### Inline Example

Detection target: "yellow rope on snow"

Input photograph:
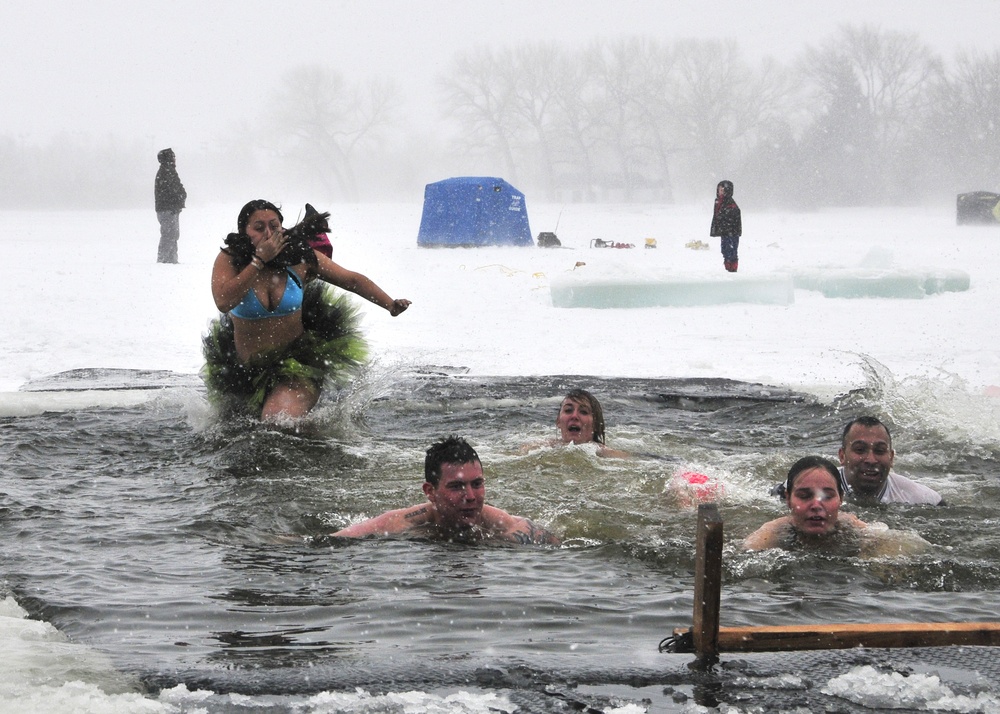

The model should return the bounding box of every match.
[473,264,530,278]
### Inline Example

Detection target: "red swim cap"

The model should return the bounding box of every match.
[674,471,723,502]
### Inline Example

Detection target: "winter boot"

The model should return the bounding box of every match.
[724,260,737,272]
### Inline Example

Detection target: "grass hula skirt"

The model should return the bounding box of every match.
[201,281,368,416]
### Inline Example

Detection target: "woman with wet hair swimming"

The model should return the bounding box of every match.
[202,199,410,420]
[523,389,630,458]
[743,456,867,551]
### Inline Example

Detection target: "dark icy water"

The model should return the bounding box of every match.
[3,365,1000,711]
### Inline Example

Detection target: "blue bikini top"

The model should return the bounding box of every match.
[230,268,304,320]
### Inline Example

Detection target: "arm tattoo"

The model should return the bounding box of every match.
[404,506,430,522]
[509,519,558,545]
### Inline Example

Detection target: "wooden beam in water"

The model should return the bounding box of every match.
[667,509,1000,655]
[692,503,723,661]
[715,622,1000,652]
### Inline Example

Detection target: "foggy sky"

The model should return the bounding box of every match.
[3,0,998,151]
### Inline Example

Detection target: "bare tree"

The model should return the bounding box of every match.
[619,37,678,202]
[840,25,942,147]
[923,49,1000,191]
[548,45,605,201]
[500,42,568,199]
[799,25,942,201]
[584,37,664,201]
[438,47,520,182]
[798,56,878,204]
[268,65,400,202]
[738,117,802,208]
[436,36,794,204]
[667,39,788,191]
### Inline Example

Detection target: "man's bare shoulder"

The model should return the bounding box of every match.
[482,505,561,546]
[504,517,561,546]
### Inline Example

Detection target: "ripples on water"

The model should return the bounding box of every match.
[2,360,1000,711]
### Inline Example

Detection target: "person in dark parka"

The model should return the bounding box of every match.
[710,179,742,272]
[154,148,187,263]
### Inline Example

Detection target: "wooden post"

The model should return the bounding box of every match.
[692,503,724,662]
[665,508,1000,657]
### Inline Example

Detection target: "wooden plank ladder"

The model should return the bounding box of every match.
[666,503,1000,664]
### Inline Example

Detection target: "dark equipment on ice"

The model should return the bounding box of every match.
[956,191,1000,225]
[537,231,561,248]
[590,238,635,249]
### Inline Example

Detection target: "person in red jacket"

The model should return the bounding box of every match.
[710,179,742,272]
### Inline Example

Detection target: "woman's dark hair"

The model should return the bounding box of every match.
[784,455,843,499]
[237,199,282,234]
[223,199,319,270]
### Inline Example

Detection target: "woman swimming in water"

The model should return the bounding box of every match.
[744,455,931,558]
[522,389,630,458]
[202,199,410,420]
[743,456,866,551]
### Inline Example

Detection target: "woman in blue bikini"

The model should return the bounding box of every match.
[202,199,410,420]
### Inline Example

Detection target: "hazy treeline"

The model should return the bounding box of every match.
[2,25,998,209]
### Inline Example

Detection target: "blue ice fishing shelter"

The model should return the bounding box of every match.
[417,177,534,247]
